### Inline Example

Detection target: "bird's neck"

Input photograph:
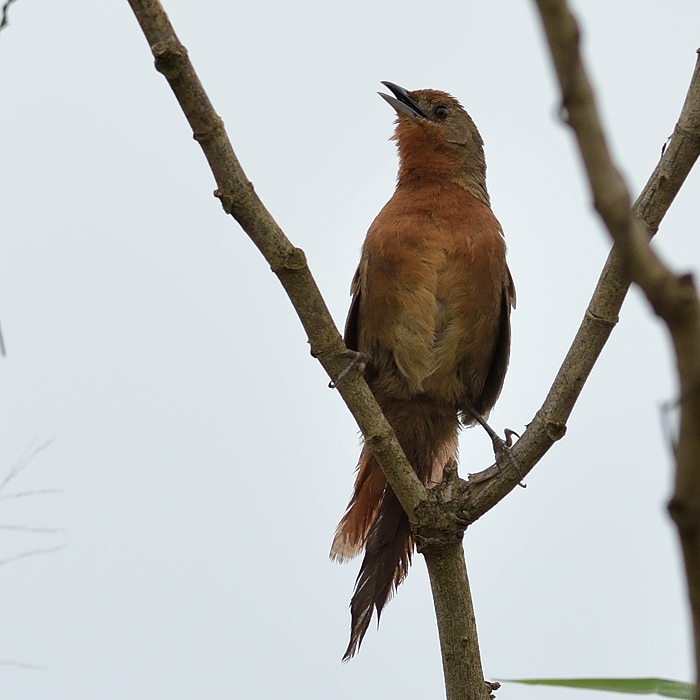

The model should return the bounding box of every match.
[396,135,490,206]
[397,161,490,206]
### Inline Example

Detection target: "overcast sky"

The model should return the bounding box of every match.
[2,2,700,699]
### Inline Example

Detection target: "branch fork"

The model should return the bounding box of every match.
[126,0,700,696]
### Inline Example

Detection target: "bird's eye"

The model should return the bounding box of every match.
[434,105,449,120]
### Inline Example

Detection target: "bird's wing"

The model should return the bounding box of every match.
[478,264,515,414]
[344,265,362,352]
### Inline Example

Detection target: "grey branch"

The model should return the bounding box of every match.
[125,2,699,698]
[0,546,65,567]
[464,26,700,522]
[0,488,64,502]
[125,0,426,520]
[125,3,488,698]
[533,0,700,691]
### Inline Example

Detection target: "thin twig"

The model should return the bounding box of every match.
[0,488,64,502]
[0,439,54,494]
[0,660,47,670]
[0,0,18,34]
[0,546,65,567]
[0,525,65,534]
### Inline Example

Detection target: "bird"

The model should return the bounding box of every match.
[330,81,515,660]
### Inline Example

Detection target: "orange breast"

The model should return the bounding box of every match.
[357,183,507,405]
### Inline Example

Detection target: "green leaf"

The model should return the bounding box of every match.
[499,678,694,699]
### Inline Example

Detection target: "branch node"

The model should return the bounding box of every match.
[193,115,225,144]
[486,680,502,698]
[151,40,187,78]
[366,430,394,455]
[413,470,472,552]
[213,189,234,214]
[674,123,700,145]
[586,308,618,327]
[151,41,170,57]
[668,496,700,537]
[273,247,307,272]
[545,420,567,442]
[414,527,464,552]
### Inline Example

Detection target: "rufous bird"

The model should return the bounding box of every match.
[330,82,515,660]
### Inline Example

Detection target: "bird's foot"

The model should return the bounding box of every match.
[491,432,526,489]
[503,427,520,448]
[328,350,367,389]
[467,408,526,488]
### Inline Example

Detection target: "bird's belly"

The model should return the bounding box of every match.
[359,221,506,407]
[374,292,499,406]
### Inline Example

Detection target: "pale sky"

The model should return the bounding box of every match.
[2,1,699,699]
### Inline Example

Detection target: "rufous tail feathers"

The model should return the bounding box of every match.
[331,399,458,659]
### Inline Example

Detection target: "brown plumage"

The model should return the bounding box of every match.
[331,82,515,660]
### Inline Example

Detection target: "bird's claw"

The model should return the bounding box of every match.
[492,435,526,487]
[503,427,520,448]
[490,432,525,488]
[468,407,525,488]
[328,350,367,389]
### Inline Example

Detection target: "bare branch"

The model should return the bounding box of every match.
[424,542,488,700]
[125,0,427,520]
[125,4,699,696]
[125,4,492,695]
[533,0,700,688]
[464,37,700,520]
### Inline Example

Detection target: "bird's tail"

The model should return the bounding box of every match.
[331,398,459,660]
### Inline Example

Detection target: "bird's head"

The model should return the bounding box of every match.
[379,81,488,201]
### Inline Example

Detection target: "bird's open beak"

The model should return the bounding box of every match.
[379,81,427,120]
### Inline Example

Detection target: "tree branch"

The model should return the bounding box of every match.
[533,0,700,689]
[424,543,488,700]
[125,3,700,698]
[464,31,700,522]
[124,0,427,520]
[125,3,494,697]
